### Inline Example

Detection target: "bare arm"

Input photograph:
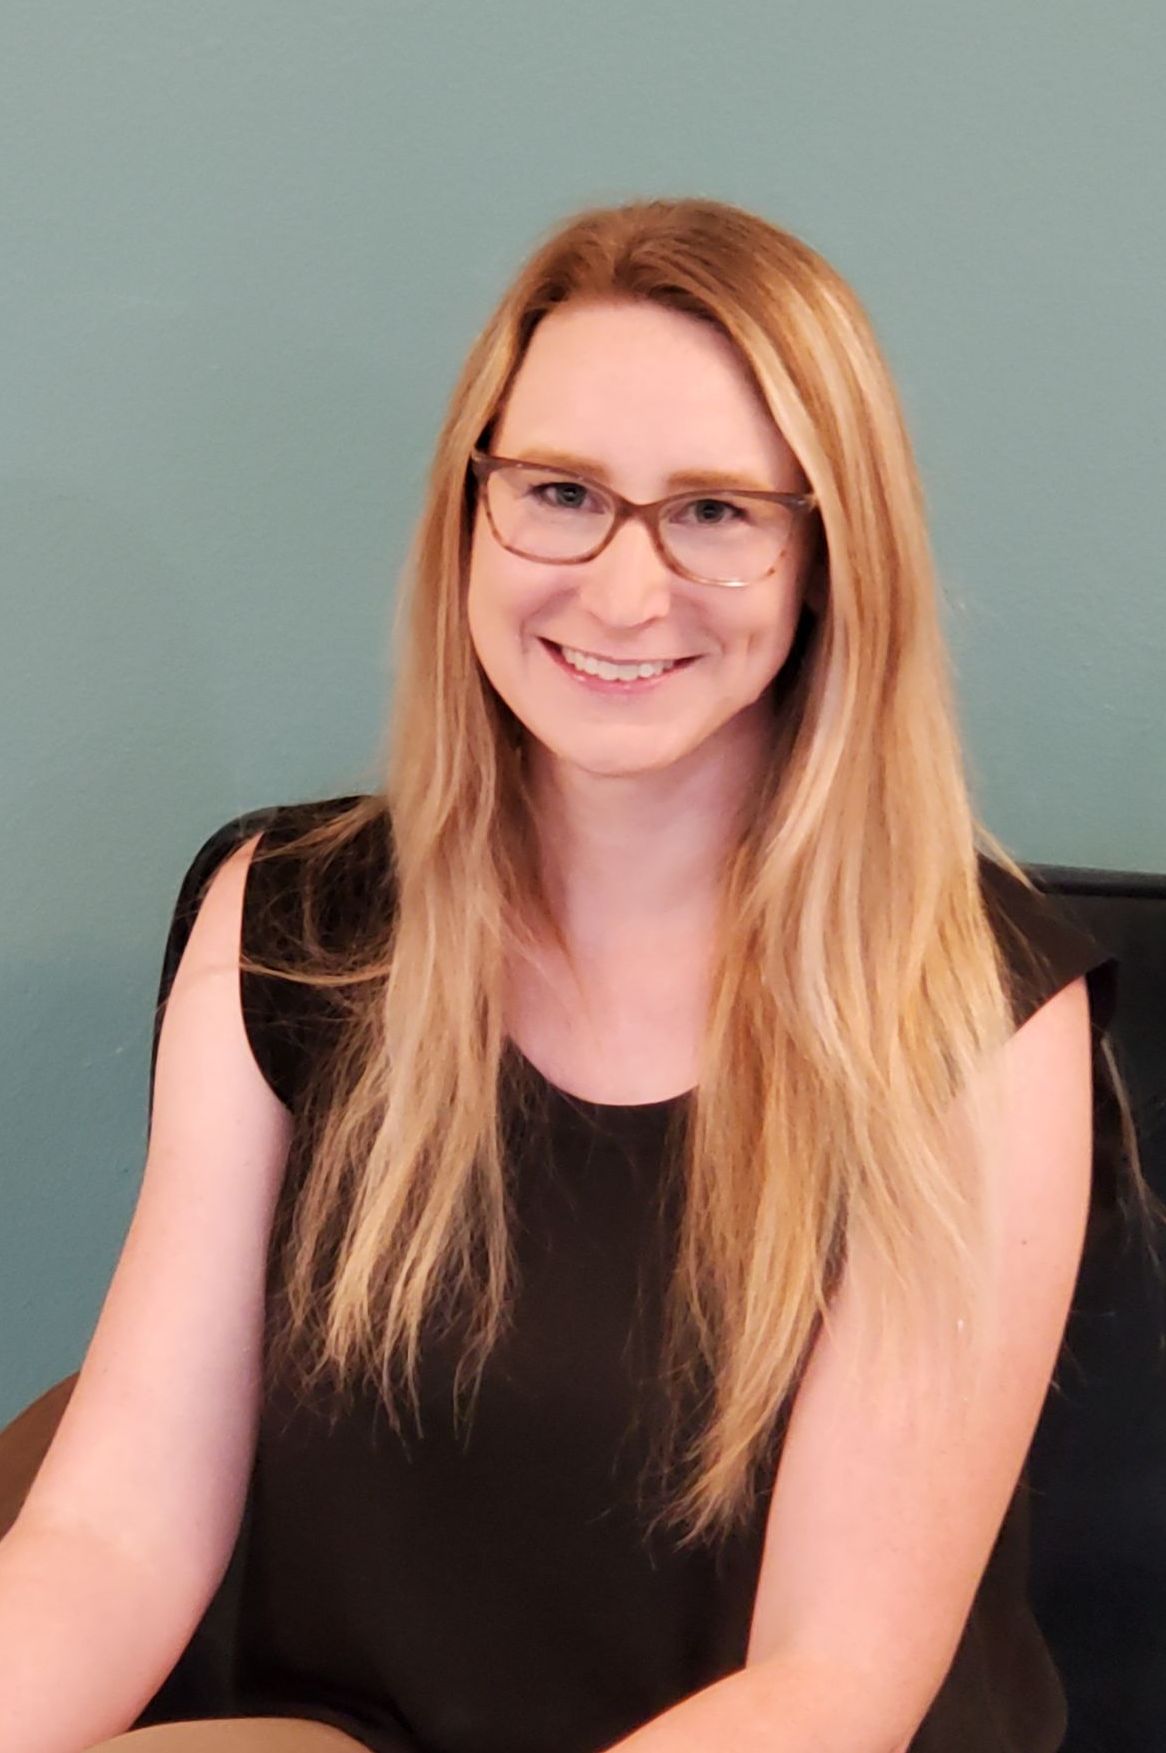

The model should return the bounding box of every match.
[0,833,293,1753]
[0,1520,225,1753]
[603,975,1094,1752]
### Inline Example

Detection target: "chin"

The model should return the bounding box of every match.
[546,731,693,782]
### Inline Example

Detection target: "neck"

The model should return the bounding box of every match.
[527,705,773,952]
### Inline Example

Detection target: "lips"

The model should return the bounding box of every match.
[541,638,696,665]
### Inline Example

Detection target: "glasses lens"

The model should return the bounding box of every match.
[661,494,796,584]
[486,465,613,561]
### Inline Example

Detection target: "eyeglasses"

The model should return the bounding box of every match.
[468,448,817,588]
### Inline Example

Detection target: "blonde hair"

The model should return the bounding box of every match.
[240,197,1147,1548]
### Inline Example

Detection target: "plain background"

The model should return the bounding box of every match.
[2,2,1163,1424]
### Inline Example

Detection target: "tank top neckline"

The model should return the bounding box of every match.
[505,1037,693,1122]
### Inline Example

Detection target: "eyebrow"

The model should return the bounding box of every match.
[506,446,780,496]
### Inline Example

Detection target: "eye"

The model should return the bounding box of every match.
[675,496,750,526]
[527,478,598,512]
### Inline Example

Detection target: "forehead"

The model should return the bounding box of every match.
[493,298,796,483]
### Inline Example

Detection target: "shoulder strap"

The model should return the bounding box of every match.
[978,854,1118,1038]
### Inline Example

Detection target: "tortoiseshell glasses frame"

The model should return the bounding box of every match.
[468,448,818,588]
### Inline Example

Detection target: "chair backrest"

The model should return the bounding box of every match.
[1023,865,1166,1751]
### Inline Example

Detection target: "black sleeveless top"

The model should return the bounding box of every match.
[137,794,1122,1753]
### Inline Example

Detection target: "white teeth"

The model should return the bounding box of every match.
[558,644,679,681]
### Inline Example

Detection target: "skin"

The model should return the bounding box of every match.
[466,296,819,955]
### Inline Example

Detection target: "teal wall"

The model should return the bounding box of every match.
[3,3,1163,1424]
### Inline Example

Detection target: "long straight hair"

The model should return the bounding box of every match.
[240,198,1146,1547]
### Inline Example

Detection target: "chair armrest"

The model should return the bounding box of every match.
[0,1374,79,1543]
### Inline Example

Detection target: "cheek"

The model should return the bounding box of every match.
[466,554,545,685]
[466,539,513,654]
[465,522,494,636]
[468,545,554,648]
[733,591,807,691]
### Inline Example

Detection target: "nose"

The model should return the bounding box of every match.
[573,514,675,629]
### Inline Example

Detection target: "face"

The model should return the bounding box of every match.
[466,298,818,785]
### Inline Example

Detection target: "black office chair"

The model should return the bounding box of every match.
[1024,864,1166,1752]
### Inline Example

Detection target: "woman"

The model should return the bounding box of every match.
[4,198,1146,1753]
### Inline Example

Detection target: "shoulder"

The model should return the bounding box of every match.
[976,852,1130,1239]
[239,791,394,940]
[976,852,1118,1039]
[161,793,392,1116]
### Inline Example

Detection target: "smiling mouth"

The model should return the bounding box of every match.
[540,638,694,662]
